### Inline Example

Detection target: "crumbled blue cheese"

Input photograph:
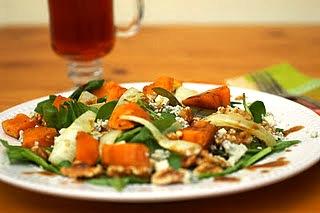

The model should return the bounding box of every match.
[217,128,227,137]
[154,160,170,171]
[222,140,248,166]
[310,131,319,138]
[151,149,170,161]
[262,113,276,127]
[175,116,189,128]
[94,119,108,132]
[153,95,170,108]
[162,105,184,116]
[18,130,24,142]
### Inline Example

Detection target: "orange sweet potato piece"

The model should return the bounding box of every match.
[92,81,127,101]
[53,95,71,110]
[143,76,182,95]
[181,120,217,148]
[2,114,38,138]
[22,126,57,148]
[102,143,150,167]
[75,131,100,166]
[182,85,230,109]
[108,103,150,130]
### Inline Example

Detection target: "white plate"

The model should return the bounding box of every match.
[0,82,319,203]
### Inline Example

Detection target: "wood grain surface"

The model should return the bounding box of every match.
[0,26,319,213]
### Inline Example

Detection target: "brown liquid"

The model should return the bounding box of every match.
[214,176,240,182]
[23,171,56,176]
[48,0,115,61]
[247,157,289,170]
[283,125,304,137]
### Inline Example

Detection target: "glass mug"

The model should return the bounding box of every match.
[48,0,144,85]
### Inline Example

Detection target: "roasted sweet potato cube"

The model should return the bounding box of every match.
[23,126,57,148]
[181,121,217,148]
[92,81,127,101]
[2,114,38,138]
[102,143,150,167]
[108,102,150,130]
[143,76,181,95]
[75,131,100,166]
[182,86,230,109]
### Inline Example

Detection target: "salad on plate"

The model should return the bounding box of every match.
[0,77,301,191]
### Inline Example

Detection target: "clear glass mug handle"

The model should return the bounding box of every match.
[115,0,144,37]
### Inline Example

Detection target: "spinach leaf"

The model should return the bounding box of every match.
[87,176,148,191]
[242,147,272,167]
[153,112,176,132]
[69,79,104,100]
[96,100,117,121]
[163,122,183,134]
[35,99,93,130]
[0,139,60,174]
[152,87,182,106]
[34,95,56,115]
[97,97,107,103]
[168,153,182,170]
[116,127,142,142]
[249,101,266,123]
[57,160,72,169]
[272,140,300,152]
[137,99,159,119]
[130,128,161,153]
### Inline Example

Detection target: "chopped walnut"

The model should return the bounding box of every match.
[107,165,151,177]
[179,107,193,124]
[194,162,223,174]
[197,150,230,168]
[30,145,49,160]
[61,164,103,178]
[217,106,252,120]
[215,127,253,145]
[182,155,197,168]
[151,168,184,185]
[166,130,184,140]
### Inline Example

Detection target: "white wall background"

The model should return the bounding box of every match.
[1,0,320,27]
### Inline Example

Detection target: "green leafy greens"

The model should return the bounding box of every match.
[0,139,60,174]
[69,79,104,100]
[249,101,267,123]
[96,100,117,121]
[35,97,95,130]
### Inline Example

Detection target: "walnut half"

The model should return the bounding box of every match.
[151,168,186,185]
[61,164,103,178]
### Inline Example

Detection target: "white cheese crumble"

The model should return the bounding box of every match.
[310,131,319,138]
[217,128,227,137]
[151,149,170,161]
[162,105,183,116]
[94,119,108,132]
[18,130,24,142]
[154,95,169,107]
[154,160,170,171]
[222,140,248,166]
[262,113,276,127]
[175,116,189,128]
[182,170,192,184]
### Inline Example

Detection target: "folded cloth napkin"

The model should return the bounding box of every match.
[226,63,320,115]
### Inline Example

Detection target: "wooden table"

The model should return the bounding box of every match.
[0,26,319,213]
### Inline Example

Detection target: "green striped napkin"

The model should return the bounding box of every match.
[227,63,320,101]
